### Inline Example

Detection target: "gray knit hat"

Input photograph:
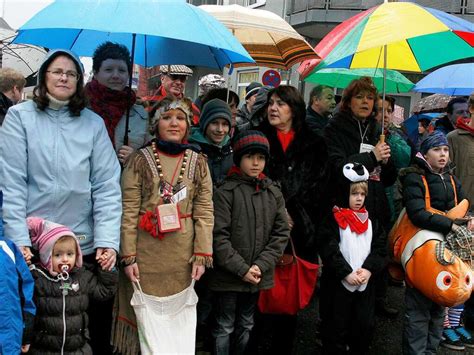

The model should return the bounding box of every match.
[199,98,232,134]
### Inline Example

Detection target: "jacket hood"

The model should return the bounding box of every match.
[399,153,454,182]
[189,127,230,147]
[38,49,84,85]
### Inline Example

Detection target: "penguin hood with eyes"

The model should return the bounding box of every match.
[343,163,369,183]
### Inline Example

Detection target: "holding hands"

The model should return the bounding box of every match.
[96,247,117,271]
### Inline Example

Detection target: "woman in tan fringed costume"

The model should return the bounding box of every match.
[112,97,214,354]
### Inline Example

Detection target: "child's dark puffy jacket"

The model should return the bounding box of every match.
[29,266,117,354]
[208,173,290,292]
[400,155,466,235]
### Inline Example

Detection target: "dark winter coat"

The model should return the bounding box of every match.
[208,173,290,292]
[306,106,330,135]
[399,155,466,235]
[323,110,397,229]
[258,120,331,263]
[317,211,387,280]
[189,130,233,186]
[0,92,13,126]
[30,266,118,354]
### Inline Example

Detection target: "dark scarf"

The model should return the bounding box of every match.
[85,78,136,146]
[333,205,369,234]
[148,138,201,155]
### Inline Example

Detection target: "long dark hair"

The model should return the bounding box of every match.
[33,52,87,117]
[266,85,306,133]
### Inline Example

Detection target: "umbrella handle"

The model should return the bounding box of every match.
[379,134,385,144]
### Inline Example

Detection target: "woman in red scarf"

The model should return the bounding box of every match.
[86,42,151,164]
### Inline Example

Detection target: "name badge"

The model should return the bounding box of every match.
[171,186,187,204]
[360,143,375,154]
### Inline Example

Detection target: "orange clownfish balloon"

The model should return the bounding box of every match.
[390,198,472,307]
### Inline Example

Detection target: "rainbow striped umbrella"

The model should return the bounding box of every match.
[299,2,473,75]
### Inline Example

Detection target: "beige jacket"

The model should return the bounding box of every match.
[112,145,213,355]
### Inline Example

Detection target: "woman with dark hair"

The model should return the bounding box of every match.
[0,47,122,287]
[86,41,151,164]
[256,85,330,354]
[0,49,122,355]
[323,77,397,323]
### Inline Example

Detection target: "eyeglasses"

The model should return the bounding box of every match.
[166,74,187,83]
[46,69,80,81]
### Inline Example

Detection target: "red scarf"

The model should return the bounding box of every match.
[85,79,136,146]
[456,117,474,136]
[333,206,369,234]
[277,129,295,153]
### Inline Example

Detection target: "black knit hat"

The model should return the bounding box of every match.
[199,98,232,134]
[232,130,270,165]
[245,82,263,100]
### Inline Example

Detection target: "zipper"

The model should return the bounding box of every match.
[61,285,66,355]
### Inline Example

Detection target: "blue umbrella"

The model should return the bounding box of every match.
[13,0,254,144]
[13,0,254,69]
[404,112,441,143]
[413,63,474,96]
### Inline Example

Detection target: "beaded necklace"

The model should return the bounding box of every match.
[151,141,188,202]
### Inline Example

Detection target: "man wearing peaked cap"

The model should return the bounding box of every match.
[146,64,201,125]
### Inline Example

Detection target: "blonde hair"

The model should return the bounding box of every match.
[350,181,368,195]
[0,68,26,92]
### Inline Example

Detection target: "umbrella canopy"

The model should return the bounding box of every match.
[200,4,319,69]
[404,112,441,139]
[413,63,474,96]
[0,28,46,77]
[13,0,254,69]
[412,94,452,114]
[299,2,473,75]
[304,67,414,93]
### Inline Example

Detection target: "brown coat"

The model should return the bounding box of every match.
[112,145,214,355]
[447,128,474,211]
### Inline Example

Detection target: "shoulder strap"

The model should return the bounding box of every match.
[420,175,432,210]
[421,174,459,211]
[450,175,458,206]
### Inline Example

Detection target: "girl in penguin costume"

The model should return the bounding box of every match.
[317,163,387,354]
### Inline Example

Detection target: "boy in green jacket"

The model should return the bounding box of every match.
[209,130,289,355]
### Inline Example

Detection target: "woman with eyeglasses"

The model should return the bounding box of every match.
[86,42,151,165]
[0,47,122,329]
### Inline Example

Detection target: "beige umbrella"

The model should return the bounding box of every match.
[200,4,319,70]
[412,94,453,114]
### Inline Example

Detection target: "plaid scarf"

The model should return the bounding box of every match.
[85,78,136,147]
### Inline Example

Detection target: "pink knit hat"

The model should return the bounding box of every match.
[27,217,83,275]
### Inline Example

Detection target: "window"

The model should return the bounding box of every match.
[237,71,259,102]
[247,0,266,8]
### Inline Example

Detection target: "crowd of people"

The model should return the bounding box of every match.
[0,41,473,355]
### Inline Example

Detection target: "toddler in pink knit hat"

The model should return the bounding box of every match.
[26,217,118,354]
[27,217,83,276]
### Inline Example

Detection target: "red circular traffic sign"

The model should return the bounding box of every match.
[262,69,281,87]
